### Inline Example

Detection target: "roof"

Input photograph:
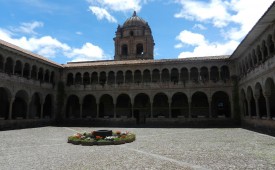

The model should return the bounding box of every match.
[64,55,230,68]
[0,39,62,68]
[123,11,148,28]
[230,1,275,59]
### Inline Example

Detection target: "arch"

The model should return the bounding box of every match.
[31,65,37,80]
[161,68,169,82]
[75,72,82,85]
[136,43,143,55]
[0,54,4,71]
[0,87,11,119]
[116,71,124,85]
[255,83,267,118]
[190,67,199,82]
[134,93,150,118]
[153,93,169,118]
[248,54,253,68]
[44,69,50,83]
[99,71,106,86]
[265,78,275,118]
[50,71,55,83]
[200,67,209,82]
[191,91,209,118]
[143,69,151,83]
[211,91,231,118]
[247,86,256,117]
[14,60,22,76]
[67,73,74,86]
[66,95,80,118]
[262,40,268,59]
[257,45,262,62]
[220,65,230,81]
[121,44,128,56]
[43,94,53,119]
[134,70,142,84]
[152,69,160,82]
[107,71,114,85]
[240,89,248,117]
[116,94,132,117]
[125,70,133,83]
[99,94,114,118]
[171,92,188,118]
[38,67,44,82]
[82,94,97,118]
[180,67,189,83]
[5,57,13,74]
[23,63,30,78]
[29,92,41,118]
[267,34,275,55]
[171,68,179,84]
[252,49,257,65]
[12,90,29,119]
[91,72,98,84]
[83,72,90,85]
[210,66,219,82]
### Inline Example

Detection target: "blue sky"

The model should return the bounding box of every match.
[0,0,274,64]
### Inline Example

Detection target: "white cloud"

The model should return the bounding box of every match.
[66,42,107,61]
[76,31,83,35]
[193,24,207,30]
[174,0,231,28]
[87,0,142,12]
[178,39,239,58]
[174,0,274,58]
[89,6,117,23]
[11,21,44,35]
[176,30,206,46]
[0,27,107,61]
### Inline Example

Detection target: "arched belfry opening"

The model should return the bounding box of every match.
[114,11,154,60]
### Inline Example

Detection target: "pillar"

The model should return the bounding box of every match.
[209,99,212,118]
[96,103,99,118]
[168,102,171,118]
[188,101,191,118]
[26,100,30,119]
[264,94,271,119]
[79,102,83,119]
[150,103,153,118]
[114,102,116,118]
[40,99,44,119]
[247,97,251,118]
[254,95,260,118]
[8,97,14,120]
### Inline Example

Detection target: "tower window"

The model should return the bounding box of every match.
[121,44,128,56]
[130,31,134,36]
[136,43,143,55]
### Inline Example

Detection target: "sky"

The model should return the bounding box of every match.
[0,0,274,64]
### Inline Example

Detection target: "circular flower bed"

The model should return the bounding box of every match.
[67,130,136,146]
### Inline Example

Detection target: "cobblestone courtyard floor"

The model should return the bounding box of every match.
[0,127,275,170]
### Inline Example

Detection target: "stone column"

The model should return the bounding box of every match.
[264,94,271,119]
[209,99,212,118]
[150,103,153,118]
[114,101,117,118]
[254,95,260,118]
[168,102,171,118]
[188,101,191,118]
[26,100,31,119]
[40,99,45,119]
[8,97,14,120]
[96,103,99,118]
[79,102,83,119]
[247,97,251,118]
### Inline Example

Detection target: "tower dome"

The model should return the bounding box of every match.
[123,11,147,27]
[114,11,154,61]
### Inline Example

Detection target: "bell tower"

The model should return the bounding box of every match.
[114,11,154,60]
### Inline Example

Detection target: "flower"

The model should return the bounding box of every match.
[96,136,102,140]
[116,131,121,135]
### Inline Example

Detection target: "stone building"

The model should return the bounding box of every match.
[0,4,275,131]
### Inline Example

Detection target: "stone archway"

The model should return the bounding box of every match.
[99,94,114,118]
[191,91,209,118]
[43,94,53,119]
[240,89,248,117]
[82,95,97,118]
[171,92,188,118]
[265,78,275,119]
[0,87,11,119]
[66,95,80,119]
[12,90,29,119]
[116,94,132,118]
[153,93,169,118]
[255,83,267,118]
[30,93,41,118]
[247,86,256,117]
[211,91,231,118]
[134,93,150,120]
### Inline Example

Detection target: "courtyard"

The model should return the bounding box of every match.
[0,127,275,170]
